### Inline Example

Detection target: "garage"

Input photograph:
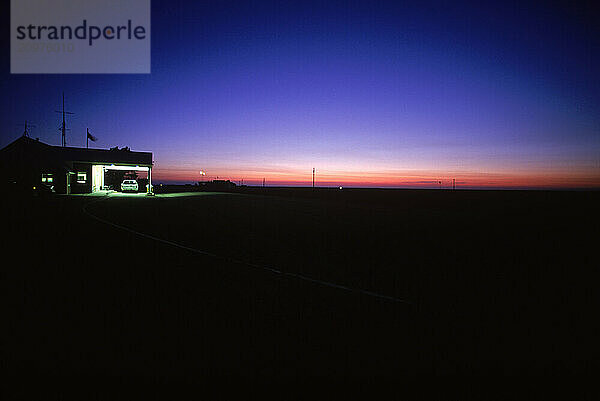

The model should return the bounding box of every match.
[0,135,153,195]
[91,164,152,193]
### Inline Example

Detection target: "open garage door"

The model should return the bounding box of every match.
[92,164,152,193]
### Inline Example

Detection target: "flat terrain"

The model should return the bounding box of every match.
[3,188,599,380]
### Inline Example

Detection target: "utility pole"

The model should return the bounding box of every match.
[55,92,74,147]
[262,177,265,187]
[312,168,315,188]
[452,178,456,190]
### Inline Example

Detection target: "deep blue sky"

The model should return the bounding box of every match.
[1,0,599,187]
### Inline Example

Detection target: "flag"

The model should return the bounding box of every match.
[87,131,98,142]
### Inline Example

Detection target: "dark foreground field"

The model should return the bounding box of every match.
[3,188,599,383]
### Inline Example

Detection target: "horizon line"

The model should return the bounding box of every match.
[154,182,600,191]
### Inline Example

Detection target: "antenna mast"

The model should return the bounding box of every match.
[62,94,65,146]
[55,92,74,147]
[20,120,36,137]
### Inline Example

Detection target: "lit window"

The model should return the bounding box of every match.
[42,173,53,183]
[77,172,87,183]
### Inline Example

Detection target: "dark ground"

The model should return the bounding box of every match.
[2,187,599,384]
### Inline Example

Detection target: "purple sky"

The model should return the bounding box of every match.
[2,0,599,188]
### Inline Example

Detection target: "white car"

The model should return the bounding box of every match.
[121,179,139,192]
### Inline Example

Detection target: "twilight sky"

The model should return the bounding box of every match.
[1,0,599,188]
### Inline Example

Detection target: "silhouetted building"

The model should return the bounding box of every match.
[199,179,237,191]
[0,136,153,194]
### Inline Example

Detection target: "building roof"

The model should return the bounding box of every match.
[0,136,153,166]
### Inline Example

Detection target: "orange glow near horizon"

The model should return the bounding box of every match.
[151,165,600,189]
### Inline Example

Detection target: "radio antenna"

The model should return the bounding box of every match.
[54,92,74,146]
